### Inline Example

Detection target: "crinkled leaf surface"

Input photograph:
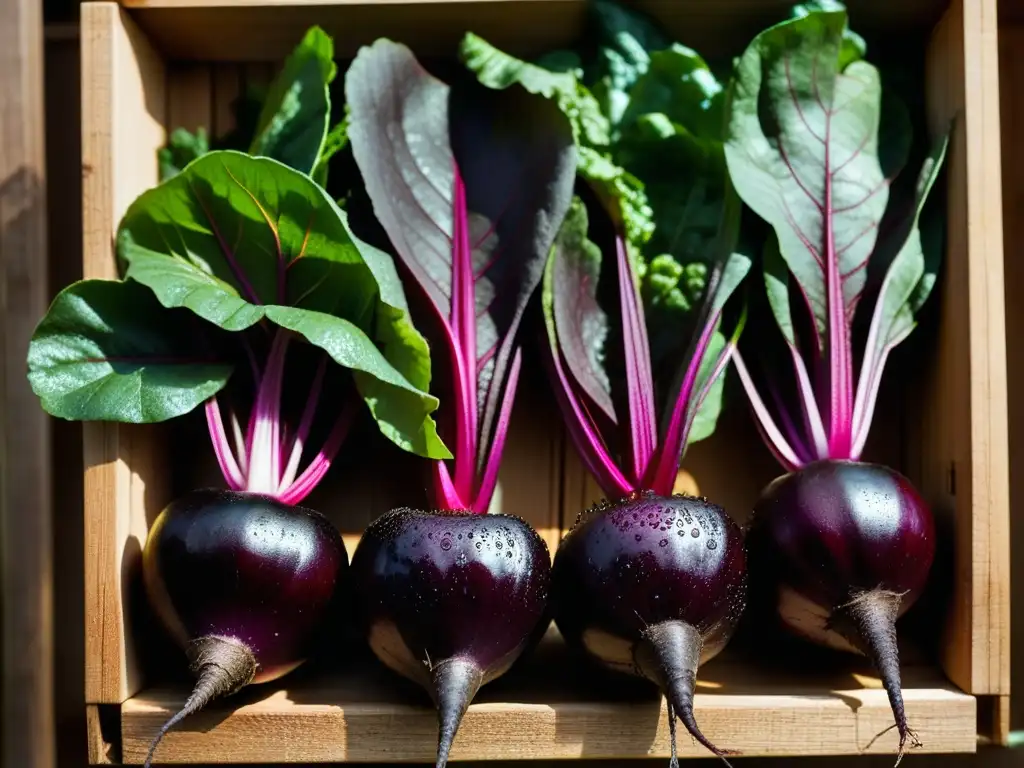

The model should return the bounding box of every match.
[117,150,446,458]
[250,25,336,174]
[27,279,232,423]
[117,151,380,329]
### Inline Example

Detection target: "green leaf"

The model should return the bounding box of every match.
[117,150,446,459]
[27,279,232,423]
[459,33,610,148]
[263,305,449,459]
[586,0,672,127]
[250,25,336,174]
[724,9,907,346]
[790,0,867,69]
[311,115,349,187]
[619,44,726,140]
[158,127,209,182]
[117,150,379,330]
[685,329,726,444]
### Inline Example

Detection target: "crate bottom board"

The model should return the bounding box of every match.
[119,636,977,763]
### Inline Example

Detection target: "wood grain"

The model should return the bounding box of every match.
[0,0,54,763]
[998,20,1024,738]
[120,630,977,763]
[81,2,170,704]
[921,0,1011,700]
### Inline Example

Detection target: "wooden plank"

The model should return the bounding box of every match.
[920,0,1011,698]
[86,704,118,764]
[212,65,243,140]
[998,21,1024,737]
[81,1,169,704]
[117,0,944,64]
[120,631,976,763]
[167,63,212,138]
[0,0,54,764]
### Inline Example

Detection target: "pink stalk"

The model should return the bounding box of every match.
[205,398,245,490]
[450,169,479,498]
[279,356,328,491]
[245,330,290,495]
[278,398,358,506]
[472,348,522,513]
[731,350,804,471]
[433,459,467,511]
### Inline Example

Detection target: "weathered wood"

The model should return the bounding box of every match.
[920,0,1011,701]
[120,630,977,763]
[0,0,54,763]
[81,2,169,704]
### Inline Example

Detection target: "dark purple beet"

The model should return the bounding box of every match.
[749,459,936,760]
[350,507,551,767]
[141,488,347,766]
[554,492,746,763]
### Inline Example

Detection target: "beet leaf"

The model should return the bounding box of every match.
[27,279,232,422]
[346,38,577,512]
[249,25,336,175]
[724,8,948,467]
[543,178,749,499]
[115,150,446,459]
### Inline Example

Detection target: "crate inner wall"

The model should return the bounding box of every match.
[79,0,1009,759]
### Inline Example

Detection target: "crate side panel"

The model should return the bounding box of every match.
[921,0,1010,697]
[82,1,168,704]
[998,21,1024,733]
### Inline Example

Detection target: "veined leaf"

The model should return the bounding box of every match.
[250,25,336,174]
[27,279,232,423]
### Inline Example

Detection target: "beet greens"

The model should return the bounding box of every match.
[722,8,949,761]
[344,39,576,767]
[28,144,448,765]
[540,145,750,760]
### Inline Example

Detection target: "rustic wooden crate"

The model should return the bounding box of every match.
[78,0,1010,762]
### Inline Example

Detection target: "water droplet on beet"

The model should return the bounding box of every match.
[707,540,717,550]
[635,534,642,541]
[506,551,512,558]
[455,553,467,566]
[476,542,482,550]
[495,540,503,549]
[692,528,700,537]
[659,539,668,547]
[440,538,452,551]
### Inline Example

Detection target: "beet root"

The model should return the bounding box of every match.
[350,507,551,767]
[141,489,347,766]
[553,492,747,764]
[749,460,936,763]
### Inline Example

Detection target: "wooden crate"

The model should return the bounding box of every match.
[78,0,1010,763]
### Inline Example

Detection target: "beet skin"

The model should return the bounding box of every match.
[749,459,936,760]
[350,507,551,767]
[554,492,746,762]
[142,488,347,765]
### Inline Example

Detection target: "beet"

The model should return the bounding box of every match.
[554,492,746,763]
[350,508,551,767]
[748,460,936,757]
[142,489,347,766]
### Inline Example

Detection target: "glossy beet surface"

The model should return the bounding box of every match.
[749,460,935,650]
[351,507,551,768]
[554,492,746,762]
[555,492,747,665]
[749,460,936,760]
[143,488,348,682]
[351,507,551,685]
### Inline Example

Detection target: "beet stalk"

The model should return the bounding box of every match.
[141,329,350,766]
[540,166,751,758]
[722,8,950,762]
[344,39,576,766]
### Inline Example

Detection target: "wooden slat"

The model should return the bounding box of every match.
[167,64,213,137]
[212,65,243,139]
[0,0,54,764]
[114,0,945,64]
[119,631,976,763]
[920,0,1011,698]
[81,1,169,704]
[998,20,1024,737]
